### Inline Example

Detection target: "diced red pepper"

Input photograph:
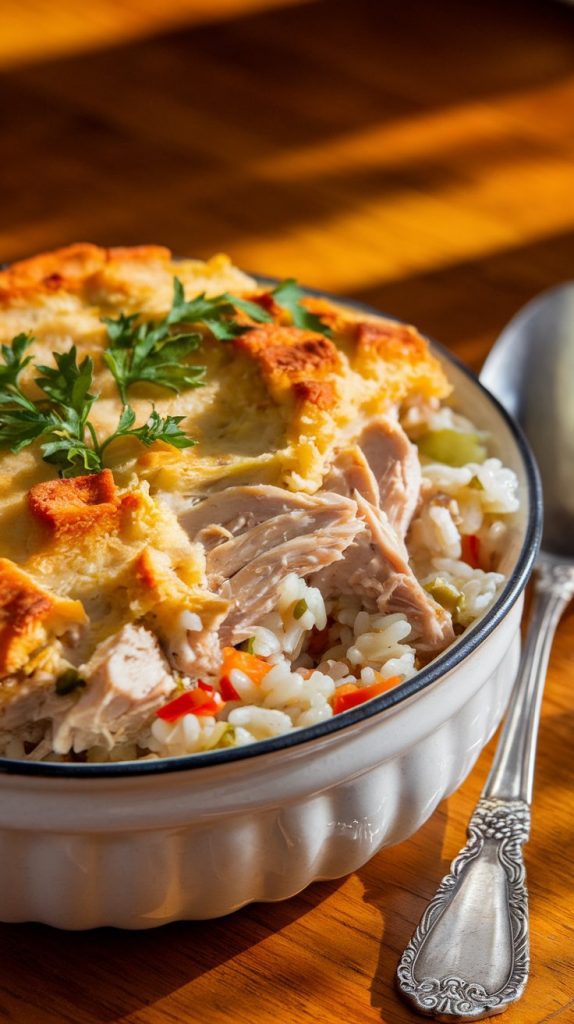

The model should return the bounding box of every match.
[156,684,225,721]
[219,674,240,701]
[331,675,401,715]
[248,291,278,316]
[461,533,481,569]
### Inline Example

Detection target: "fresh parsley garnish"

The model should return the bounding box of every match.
[0,334,195,477]
[102,278,273,402]
[0,333,33,390]
[101,277,331,402]
[102,288,205,405]
[168,278,272,340]
[114,406,194,450]
[271,279,332,337]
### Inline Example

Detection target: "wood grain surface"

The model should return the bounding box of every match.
[0,1,573,1021]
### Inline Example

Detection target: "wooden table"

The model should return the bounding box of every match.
[0,1,573,1021]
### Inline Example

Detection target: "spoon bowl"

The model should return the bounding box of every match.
[480,283,574,559]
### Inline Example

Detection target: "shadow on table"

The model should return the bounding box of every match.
[356,803,449,1022]
[0,874,345,1023]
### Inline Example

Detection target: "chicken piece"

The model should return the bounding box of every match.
[181,488,359,644]
[50,624,176,755]
[354,495,454,655]
[0,674,58,735]
[321,446,380,506]
[180,484,347,547]
[206,492,357,581]
[356,416,421,537]
[315,422,451,656]
[165,605,230,678]
[220,515,361,644]
[312,493,453,657]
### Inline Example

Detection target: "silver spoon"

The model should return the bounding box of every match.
[396,283,574,1020]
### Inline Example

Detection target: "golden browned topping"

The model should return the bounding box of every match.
[0,558,87,675]
[235,323,341,399]
[292,380,337,409]
[355,318,428,357]
[351,318,450,404]
[0,243,171,305]
[28,469,120,536]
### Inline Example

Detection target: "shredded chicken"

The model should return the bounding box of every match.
[179,485,361,644]
[50,624,176,754]
[180,484,352,546]
[314,443,454,657]
[321,446,380,506]
[356,416,421,537]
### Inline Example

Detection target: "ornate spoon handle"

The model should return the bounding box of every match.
[396,560,574,1020]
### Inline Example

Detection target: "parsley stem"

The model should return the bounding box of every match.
[98,431,119,456]
[86,420,102,461]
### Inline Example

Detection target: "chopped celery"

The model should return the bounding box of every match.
[417,429,487,467]
[424,577,466,616]
[173,672,187,692]
[216,723,237,749]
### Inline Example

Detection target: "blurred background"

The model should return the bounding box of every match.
[1,0,574,370]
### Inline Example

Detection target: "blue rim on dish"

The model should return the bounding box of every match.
[0,285,543,777]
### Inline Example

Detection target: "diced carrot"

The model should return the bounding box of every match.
[461,534,481,569]
[331,675,401,715]
[156,685,225,721]
[330,683,359,714]
[220,646,272,686]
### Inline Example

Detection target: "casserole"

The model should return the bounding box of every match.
[0,264,541,926]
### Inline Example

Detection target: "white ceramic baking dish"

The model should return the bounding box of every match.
[0,298,542,929]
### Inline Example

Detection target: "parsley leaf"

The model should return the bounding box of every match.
[102,287,205,404]
[0,333,34,390]
[0,336,196,477]
[35,348,96,421]
[124,410,196,450]
[271,279,332,337]
[168,277,272,333]
[102,278,275,400]
[0,395,56,454]
[99,407,195,455]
